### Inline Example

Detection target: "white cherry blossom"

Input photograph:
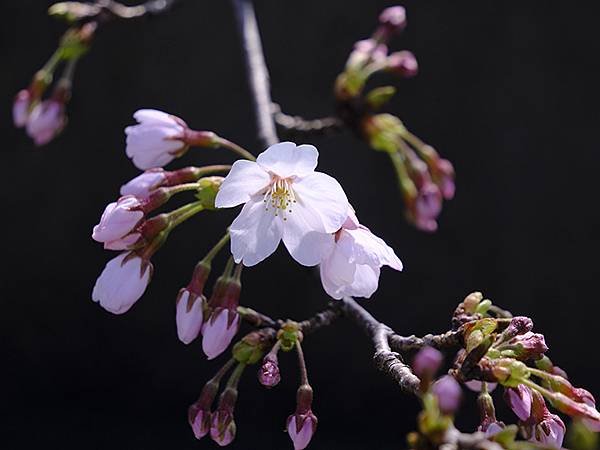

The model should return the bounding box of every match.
[215,142,348,267]
[320,209,402,299]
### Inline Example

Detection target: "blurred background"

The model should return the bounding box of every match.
[2,0,600,448]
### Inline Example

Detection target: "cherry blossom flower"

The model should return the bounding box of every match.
[13,89,31,127]
[91,196,144,248]
[25,99,66,146]
[125,109,187,170]
[215,142,349,267]
[202,308,241,360]
[319,209,402,299]
[120,169,167,199]
[91,252,152,314]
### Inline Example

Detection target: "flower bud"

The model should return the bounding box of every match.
[120,169,167,199]
[176,289,205,345]
[125,109,189,170]
[210,386,238,446]
[346,39,388,70]
[412,346,443,380]
[477,389,504,436]
[432,375,462,415]
[412,182,442,232]
[502,317,534,341]
[92,196,145,246]
[519,390,566,448]
[378,6,407,35]
[259,352,281,388]
[13,89,31,128]
[232,330,272,365]
[188,379,219,440]
[386,51,418,78]
[287,411,318,450]
[464,380,498,392]
[202,309,241,360]
[434,158,456,200]
[26,99,66,146]
[504,385,533,421]
[501,332,548,361]
[91,252,152,314]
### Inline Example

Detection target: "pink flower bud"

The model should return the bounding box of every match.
[26,99,66,146]
[432,375,462,415]
[411,183,442,232]
[482,421,505,437]
[176,289,205,345]
[287,411,318,450]
[92,196,144,245]
[412,346,443,379]
[504,385,533,421]
[120,169,167,199]
[210,411,236,446]
[125,109,188,170]
[386,51,418,78]
[91,252,152,314]
[188,405,211,439]
[435,159,456,200]
[378,6,407,33]
[202,308,241,360]
[259,354,281,388]
[528,414,566,448]
[347,39,388,69]
[510,332,548,360]
[13,89,31,128]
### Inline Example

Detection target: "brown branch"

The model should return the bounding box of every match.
[298,303,343,335]
[388,330,462,353]
[340,297,420,394]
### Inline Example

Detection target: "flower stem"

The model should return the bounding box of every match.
[168,201,204,228]
[225,362,246,389]
[210,358,237,384]
[42,49,63,74]
[389,149,417,198]
[202,233,231,264]
[215,137,256,161]
[296,340,309,386]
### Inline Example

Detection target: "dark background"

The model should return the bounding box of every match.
[2,1,600,449]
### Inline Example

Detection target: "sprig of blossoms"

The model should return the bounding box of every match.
[334,6,455,232]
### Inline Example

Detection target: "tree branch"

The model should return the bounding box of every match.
[231,0,278,148]
[388,330,462,353]
[298,303,343,335]
[272,103,344,137]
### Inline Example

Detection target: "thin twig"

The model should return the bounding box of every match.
[272,103,344,137]
[298,303,343,335]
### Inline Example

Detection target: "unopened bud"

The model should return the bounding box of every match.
[287,411,317,450]
[195,176,223,209]
[504,385,533,421]
[432,375,462,415]
[412,346,443,381]
[259,352,281,388]
[386,51,418,77]
[378,6,407,36]
[232,330,272,365]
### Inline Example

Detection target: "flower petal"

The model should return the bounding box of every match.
[293,171,349,233]
[345,227,403,271]
[133,109,176,125]
[319,245,356,299]
[282,203,335,266]
[214,160,271,208]
[229,196,284,266]
[345,264,380,299]
[257,142,318,178]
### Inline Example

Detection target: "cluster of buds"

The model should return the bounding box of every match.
[450,292,600,448]
[13,21,95,145]
[334,6,455,232]
[91,167,224,315]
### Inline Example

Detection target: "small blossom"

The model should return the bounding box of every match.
[120,169,167,199]
[319,209,402,299]
[431,375,462,415]
[176,289,205,345]
[504,385,533,421]
[125,109,188,170]
[287,412,317,450]
[412,346,443,379]
[386,51,418,77]
[25,99,66,146]
[522,390,566,449]
[92,196,144,246]
[215,142,349,267]
[91,252,152,314]
[202,308,241,360]
[13,89,31,128]
[346,39,388,69]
